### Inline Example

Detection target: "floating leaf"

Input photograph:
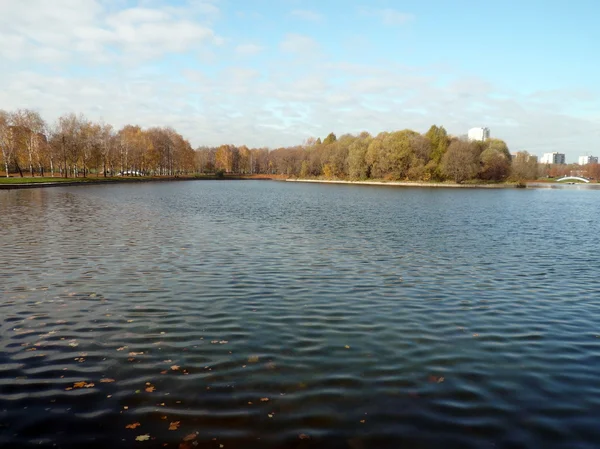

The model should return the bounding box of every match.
[267,413,273,418]
[260,397,269,402]
[183,433,197,442]
[100,378,115,383]
[344,345,350,349]
[171,365,180,371]
[117,346,128,351]
[299,434,310,440]
[129,352,144,356]
[126,422,141,429]
[169,421,180,431]
[473,333,480,337]
[145,386,156,393]
[84,383,95,388]
[135,434,150,441]
[360,419,366,424]
[248,355,259,363]
[73,381,87,388]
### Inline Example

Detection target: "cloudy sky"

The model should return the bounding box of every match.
[1,0,598,161]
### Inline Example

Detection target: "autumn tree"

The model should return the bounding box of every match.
[510,151,539,181]
[441,140,479,183]
[0,110,14,177]
[11,109,46,177]
[479,147,511,181]
[424,125,448,179]
[322,132,337,145]
[348,132,372,179]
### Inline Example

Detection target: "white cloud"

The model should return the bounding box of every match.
[0,0,598,161]
[290,9,323,22]
[235,43,263,56]
[359,7,415,26]
[0,0,221,64]
[379,9,415,25]
[279,33,320,56]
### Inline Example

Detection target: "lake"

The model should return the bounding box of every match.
[1,180,600,449]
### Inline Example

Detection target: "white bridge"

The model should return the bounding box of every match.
[556,176,590,183]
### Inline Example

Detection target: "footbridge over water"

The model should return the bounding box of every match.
[556,176,590,183]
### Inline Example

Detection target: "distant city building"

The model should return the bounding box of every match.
[512,152,538,163]
[467,127,490,142]
[540,152,566,164]
[578,155,598,165]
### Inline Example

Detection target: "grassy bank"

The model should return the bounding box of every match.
[0,174,264,189]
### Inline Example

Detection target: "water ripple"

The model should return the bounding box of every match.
[1,183,600,448]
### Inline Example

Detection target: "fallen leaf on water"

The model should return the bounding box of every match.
[168,421,180,431]
[65,387,73,391]
[100,378,115,383]
[267,413,273,418]
[127,320,134,323]
[183,433,198,442]
[360,420,366,424]
[260,397,269,402]
[117,346,128,351]
[73,381,87,388]
[135,434,150,441]
[473,333,480,337]
[129,352,144,356]
[248,355,259,363]
[160,370,168,375]
[345,345,350,349]
[126,422,141,429]
[145,386,156,393]
[219,340,228,344]
[171,365,180,371]
[299,434,310,440]
[84,383,95,388]
[161,416,167,420]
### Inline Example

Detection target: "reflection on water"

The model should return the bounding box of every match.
[1,181,600,449]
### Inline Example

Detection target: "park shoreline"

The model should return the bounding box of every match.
[284,178,522,189]
[0,175,274,190]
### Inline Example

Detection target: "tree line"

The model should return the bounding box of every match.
[0,109,195,178]
[1,107,572,183]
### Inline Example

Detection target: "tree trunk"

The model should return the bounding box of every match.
[4,159,9,178]
[15,160,23,177]
[50,158,54,177]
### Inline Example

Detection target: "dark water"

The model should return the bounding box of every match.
[1,181,600,449]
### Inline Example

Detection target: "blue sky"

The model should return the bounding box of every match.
[1,0,599,161]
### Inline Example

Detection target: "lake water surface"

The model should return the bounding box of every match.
[1,181,600,449]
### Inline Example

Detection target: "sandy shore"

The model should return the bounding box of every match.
[285,179,520,189]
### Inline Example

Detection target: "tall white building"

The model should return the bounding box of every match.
[578,155,598,165]
[540,152,566,164]
[467,127,490,142]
